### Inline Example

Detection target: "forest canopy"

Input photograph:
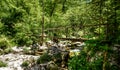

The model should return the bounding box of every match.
[0,0,120,46]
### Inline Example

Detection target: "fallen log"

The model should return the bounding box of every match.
[56,37,88,42]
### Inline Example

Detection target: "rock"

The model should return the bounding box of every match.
[47,61,58,70]
[28,57,35,64]
[72,42,85,47]
[39,46,48,50]
[62,51,69,64]
[39,64,47,70]
[29,63,47,70]
[12,46,23,53]
[0,53,39,70]
[60,51,70,68]
[46,41,54,47]
[0,67,14,70]
[48,46,61,55]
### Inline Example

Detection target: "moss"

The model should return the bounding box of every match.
[21,61,29,67]
[0,60,7,67]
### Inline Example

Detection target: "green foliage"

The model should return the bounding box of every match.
[14,33,33,46]
[68,52,88,70]
[52,52,62,66]
[0,35,12,50]
[68,51,103,70]
[21,61,29,67]
[37,53,52,64]
[4,48,13,54]
[0,0,41,46]
[0,0,120,46]
[89,57,103,70]
[0,60,7,67]
[68,39,119,70]
[23,47,30,54]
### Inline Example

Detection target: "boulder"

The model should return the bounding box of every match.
[47,61,58,70]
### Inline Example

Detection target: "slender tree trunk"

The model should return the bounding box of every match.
[41,0,44,46]
[103,51,107,70]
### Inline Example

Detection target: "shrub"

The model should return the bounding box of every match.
[4,48,13,54]
[52,52,62,66]
[0,60,7,67]
[23,47,30,54]
[68,51,88,70]
[14,32,36,46]
[0,35,12,50]
[21,61,29,67]
[68,40,119,70]
[37,53,52,64]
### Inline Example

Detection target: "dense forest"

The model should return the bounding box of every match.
[0,0,120,70]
